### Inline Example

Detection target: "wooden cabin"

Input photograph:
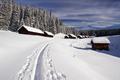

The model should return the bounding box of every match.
[44,31,54,37]
[18,25,44,36]
[68,34,77,39]
[91,37,110,50]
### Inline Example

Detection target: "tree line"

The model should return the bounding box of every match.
[0,0,77,34]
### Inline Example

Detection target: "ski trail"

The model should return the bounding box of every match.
[33,41,66,80]
[17,39,66,80]
[31,41,50,80]
[33,44,49,80]
[17,41,50,80]
[44,46,66,80]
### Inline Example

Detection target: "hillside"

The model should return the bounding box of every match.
[0,0,75,34]
[0,30,120,80]
[75,24,120,30]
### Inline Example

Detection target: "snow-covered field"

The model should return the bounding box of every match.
[0,30,120,80]
[0,31,51,80]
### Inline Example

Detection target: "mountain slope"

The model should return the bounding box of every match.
[0,0,63,34]
[0,30,120,80]
[75,24,120,30]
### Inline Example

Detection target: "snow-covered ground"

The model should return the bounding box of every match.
[0,30,120,80]
[0,31,51,80]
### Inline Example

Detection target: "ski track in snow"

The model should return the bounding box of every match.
[17,40,66,80]
[17,41,50,80]
[33,41,66,80]
[44,45,66,80]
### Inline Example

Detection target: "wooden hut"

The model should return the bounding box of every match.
[68,34,77,39]
[18,25,44,36]
[91,37,110,50]
[44,31,54,37]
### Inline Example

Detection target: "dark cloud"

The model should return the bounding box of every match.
[61,19,94,22]
[16,0,120,28]
[65,14,99,17]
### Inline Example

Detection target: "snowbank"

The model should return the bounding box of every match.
[54,33,66,39]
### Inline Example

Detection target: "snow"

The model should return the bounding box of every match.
[46,39,120,80]
[54,33,66,39]
[0,30,50,80]
[92,37,110,44]
[0,30,120,80]
[65,35,69,38]
[69,34,77,38]
[18,25,44,34]
[78,35,83,38]
[72,38,92,49]
[44,31,54,36]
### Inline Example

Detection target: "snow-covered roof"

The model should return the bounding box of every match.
[69,34,77,38]
[82,35,85,38]
[54,33,66,39]
[65,35,69,37]
[19,25,44,34]
[78,35,83,38]
[92,37,110,44]
[44,31,54,36]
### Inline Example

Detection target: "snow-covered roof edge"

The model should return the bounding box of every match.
[44,31,54,36]
[78,35,83,38]
[69,34,77,38]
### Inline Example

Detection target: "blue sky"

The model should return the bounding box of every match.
[16,0,120,28]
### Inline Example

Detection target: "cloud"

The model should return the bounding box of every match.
[16,0,120,28]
